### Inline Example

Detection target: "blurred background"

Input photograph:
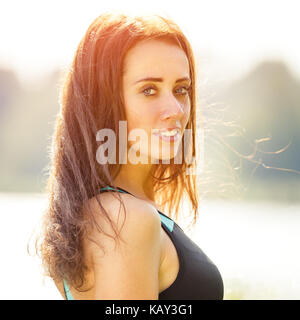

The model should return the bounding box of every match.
[0,0,299,299]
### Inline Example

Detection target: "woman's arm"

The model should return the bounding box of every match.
[85,193,162,300]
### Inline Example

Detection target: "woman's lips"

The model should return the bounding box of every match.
[151,128,181,142]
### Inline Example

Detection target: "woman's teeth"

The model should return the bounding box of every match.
[160,129,179,136]
[151,128,181,142]
[152,128,180,136]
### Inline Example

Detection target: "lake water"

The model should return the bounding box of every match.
[0,193,299,300]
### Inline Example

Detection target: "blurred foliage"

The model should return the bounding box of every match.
[0,69,62,192]
[0,60,299,201]
[198,60,300,202]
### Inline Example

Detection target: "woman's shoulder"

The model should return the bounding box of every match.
[78,191,163,299]
[86,190,161,225]
[82,191,163,250]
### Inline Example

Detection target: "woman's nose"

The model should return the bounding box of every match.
[160,95,185,121]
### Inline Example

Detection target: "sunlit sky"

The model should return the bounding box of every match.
[1,0,300,85]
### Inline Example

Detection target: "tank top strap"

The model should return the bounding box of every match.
[99,186,174,232]
[63,280,74,300]
[157,211,174,233]
[99,186,128,193]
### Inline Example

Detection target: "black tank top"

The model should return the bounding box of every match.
[99,186,224,300]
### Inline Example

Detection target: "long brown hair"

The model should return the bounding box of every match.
[36,12,200,291]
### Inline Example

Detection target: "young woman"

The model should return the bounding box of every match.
[38,12,224,300]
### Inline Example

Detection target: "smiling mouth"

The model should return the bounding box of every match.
[151,128,181,142]
[151,128,181,137]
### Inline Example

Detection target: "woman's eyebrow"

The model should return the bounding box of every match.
[133,76,191,85]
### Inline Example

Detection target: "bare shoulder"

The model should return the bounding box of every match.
[82,192,161,258]
[84,191,162,242]
[81,192,162,299]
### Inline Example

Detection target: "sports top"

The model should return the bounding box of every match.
[63,186,224,300]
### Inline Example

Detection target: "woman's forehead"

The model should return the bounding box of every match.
[123,40,190,81]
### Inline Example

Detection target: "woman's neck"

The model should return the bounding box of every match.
[112,163,159,209]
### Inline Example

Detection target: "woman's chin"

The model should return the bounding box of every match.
[152,153,177,163]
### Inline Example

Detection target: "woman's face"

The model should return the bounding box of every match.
[122,39,191,163]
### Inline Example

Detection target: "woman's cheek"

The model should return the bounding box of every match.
[182,103,190,125]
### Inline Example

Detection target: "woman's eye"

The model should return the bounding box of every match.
[142,86,156,96]
[141,85,191,97]
[175,86,190,95]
